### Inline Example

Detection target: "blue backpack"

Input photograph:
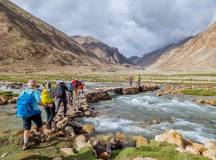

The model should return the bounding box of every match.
[16,91,41,118]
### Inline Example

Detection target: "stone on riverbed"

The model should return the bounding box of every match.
[155,130,183,146]
[135,136,148,148]
[60,148,74,156]
[123,87,140,95]
[0,95,8,105]
[82,124,95,134]
[85,91,111,103]
[203,149,216,160]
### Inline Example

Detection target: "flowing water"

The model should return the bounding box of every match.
[1,83,216,143]
[83,92,216,143]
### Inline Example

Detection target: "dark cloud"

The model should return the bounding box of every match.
[11,0,216,57]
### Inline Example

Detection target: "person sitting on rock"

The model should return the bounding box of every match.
[55,80,69,116]
[16,80,44,150]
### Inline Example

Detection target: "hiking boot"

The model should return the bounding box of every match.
[40,134,47,142]
[22,143,30,151]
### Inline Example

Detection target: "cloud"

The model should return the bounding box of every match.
[11,0,216,57]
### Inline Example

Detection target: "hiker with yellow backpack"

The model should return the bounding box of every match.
[41,82,56,128]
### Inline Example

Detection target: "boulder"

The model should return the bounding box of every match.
[176,147,187,153]
[65,126,75,137]
[185,146,200,155]
[82,124,95,134]
[135,136,148,148]
[56,117,69,129]
[85,91,111,103]
[205,141,216,149]
[0,95,8,105]
[44,129,52,135]
[111,132,126,150]
[60,148,74,156]
[8,97,18,104]
[203,149,216,160]
[133,158,158,160]
[192,143,206,153]
[155,130,183,146]
[52,157,63,160]
[123,87,140,95]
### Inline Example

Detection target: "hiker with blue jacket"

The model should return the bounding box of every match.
[16,80,44,150]
[55,81,69,116]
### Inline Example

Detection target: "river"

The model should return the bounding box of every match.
[1,83,216,144]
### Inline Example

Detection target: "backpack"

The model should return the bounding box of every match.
[56,85,66,98]
[16,91,41,118]
[41,89,53,106]
[67,82,73,91]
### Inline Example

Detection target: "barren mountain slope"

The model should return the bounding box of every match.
[0,0,102,72]
[148,23,216,72]
[72,35,131,65]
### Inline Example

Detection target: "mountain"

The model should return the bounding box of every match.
[72,35,131,65]
[0,0,103,72]
[147,23,216,72]
[130,38,192,67]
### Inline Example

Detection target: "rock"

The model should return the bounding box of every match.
[185,146,200,155]
[65,126,75,137]
[44,129,52,135]
[56,117,69,129]
[155,130,183,146]
[57,131,65,137]
[192,143,206,153]
[74,136,92,151]
[60,148,74,156]
[133,157,158,160]
[85,91,111,103]
[1,152,9,158]
[0,95,8,105]
[52,157,63,160]
[82,124,95,134]
[123,87,140,95]
[84,111,91,117]
[111,132,126,150]
[75,135,86,143]
[135,136,148,148]
[203,149,216,160]
[205,141,216,149]
[66,110,77,117]
[176,147,187,153]
[80,105,89,111]
[98,152,111,160]
[115,132,126,142]
[8,97,18,104]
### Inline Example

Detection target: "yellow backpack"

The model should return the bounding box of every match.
[41,89,53,106]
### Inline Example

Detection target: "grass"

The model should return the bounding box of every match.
[180,88,216,96]
[0,91,19,97]
[0,132,211,160]
[1,73,216,84]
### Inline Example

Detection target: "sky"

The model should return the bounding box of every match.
[11,0,216,57]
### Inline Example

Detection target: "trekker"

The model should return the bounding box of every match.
[79,80,85,95]
[55,81,68,116]
[129,76,133,87]
[16,80,44,150]
[67,81,74,105]
[41,82,56,128]
[137,74,141,86]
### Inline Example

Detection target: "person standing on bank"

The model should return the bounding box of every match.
[55,81,69,116]
[16,80,44,150]
[137,74,141,86]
